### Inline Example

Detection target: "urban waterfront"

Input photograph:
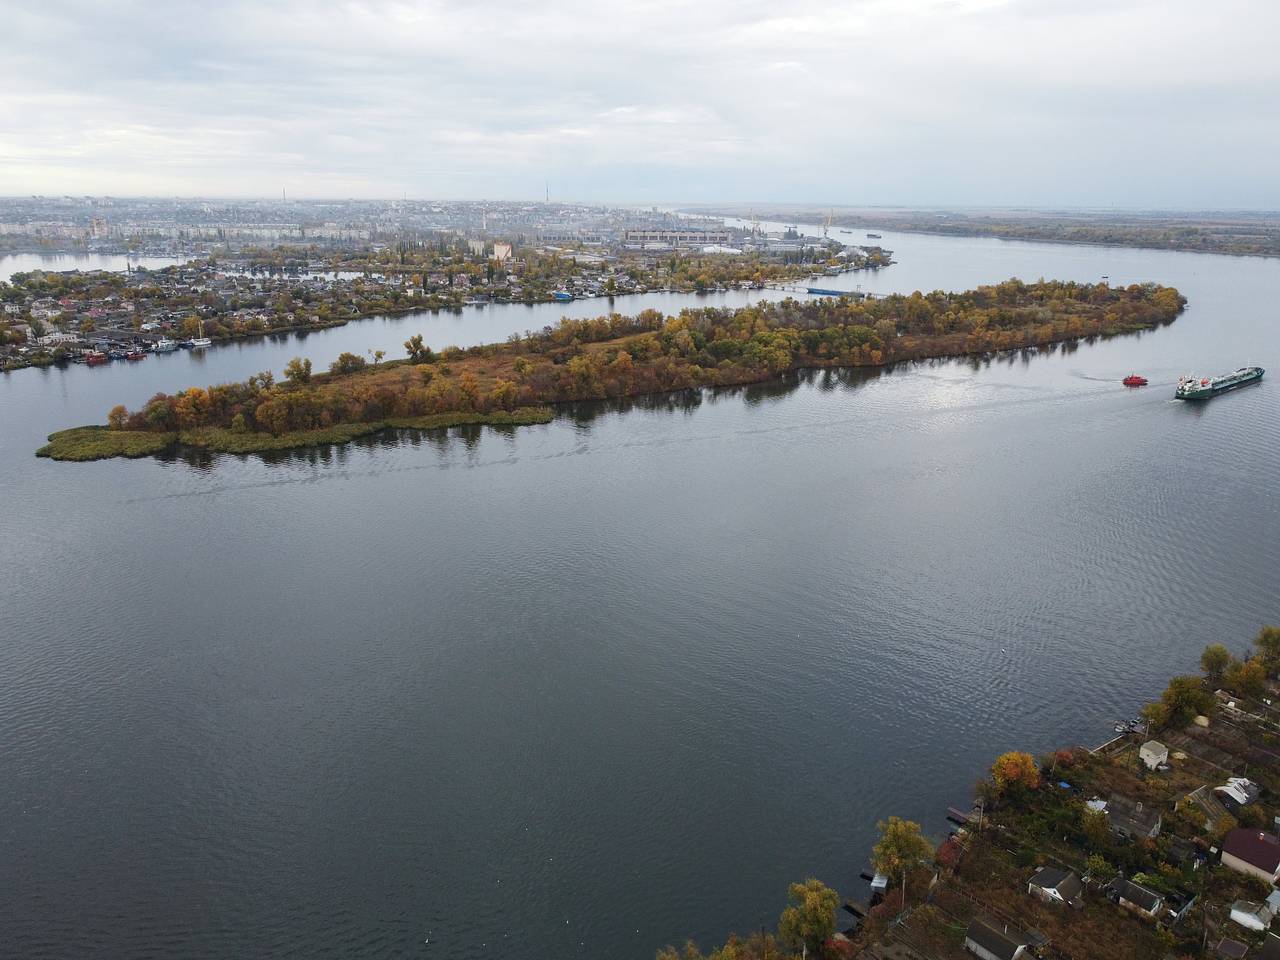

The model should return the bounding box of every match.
[2,229,1278,958]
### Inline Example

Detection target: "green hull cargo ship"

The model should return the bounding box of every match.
[1175,366,1264,400]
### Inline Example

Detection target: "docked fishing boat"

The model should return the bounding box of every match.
[1175,366,1264,400]
[84,350,109,366]
[1122,374,1148,386]
[126,349,147,361]
[153,337,177,353]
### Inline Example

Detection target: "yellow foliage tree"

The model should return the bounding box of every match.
[991,751,1041,794]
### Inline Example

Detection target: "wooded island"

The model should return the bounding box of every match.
[37,279,1186,461]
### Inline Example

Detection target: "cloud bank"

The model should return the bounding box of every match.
[2,0,1276,206]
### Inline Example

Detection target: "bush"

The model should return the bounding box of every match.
[328,352,366,375]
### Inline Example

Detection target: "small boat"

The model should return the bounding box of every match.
[126,350,147,361]
[178,340,194,349]
[153,338,177,353]
[866,232,882,239]
[108,349,127,361]
[1122,374,1148,386]
[84,350,109,366]
[551,291,573,302]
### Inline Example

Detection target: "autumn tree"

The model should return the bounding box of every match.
[488,379,517,411]
[655,931,783,960]
[1081,808,1110,850]
[1141,675,1214,730]
[1255,625,1280,670]
[405,334,434,364]
[991,751,1041,795]
[284,356,312,384]
[329,352,366,375]
[1200,644,1231,681]
[777,878,838,958]
[107,404,128,430]
[1225,658,1266,699]
[872,817,934,909]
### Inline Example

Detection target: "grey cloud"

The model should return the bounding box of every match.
[1,0,1277,205]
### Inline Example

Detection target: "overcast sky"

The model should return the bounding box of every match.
[2,0,1276,207]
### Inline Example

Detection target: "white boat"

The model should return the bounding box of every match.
[189,319,212,348]
[154,338,177,352]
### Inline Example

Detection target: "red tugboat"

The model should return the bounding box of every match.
[1122,374,1148,387]
[84,350,109,366]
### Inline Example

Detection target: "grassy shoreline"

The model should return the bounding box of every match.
[36,407,554,461]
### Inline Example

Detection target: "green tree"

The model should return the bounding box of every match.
[1085,853,1112,879]
[1200,644,1231,680]
[777,878,838,958]
[1081,808,1110,850]
[284,356,312,384]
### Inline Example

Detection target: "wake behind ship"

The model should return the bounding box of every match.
[1175,366,1264,399]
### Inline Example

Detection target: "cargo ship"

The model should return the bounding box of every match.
[1175,366,1264,400]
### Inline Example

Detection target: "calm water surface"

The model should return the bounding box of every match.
[1,230,1278,958]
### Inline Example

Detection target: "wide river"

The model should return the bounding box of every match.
[1,228,1278,959]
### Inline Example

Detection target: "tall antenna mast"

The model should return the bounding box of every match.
[545,180,549,203]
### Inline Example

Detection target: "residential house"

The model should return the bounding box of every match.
[1112,878,1164,920]
[1164,889,1199,926]
[1027,866,1083,908]
[1217,778,1262,811]
[1222,829,1280,884]
[1230,893,1280,932]
[963,918,1028,960]
[1107,794,1162,840]
[1139,740,1169,770]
